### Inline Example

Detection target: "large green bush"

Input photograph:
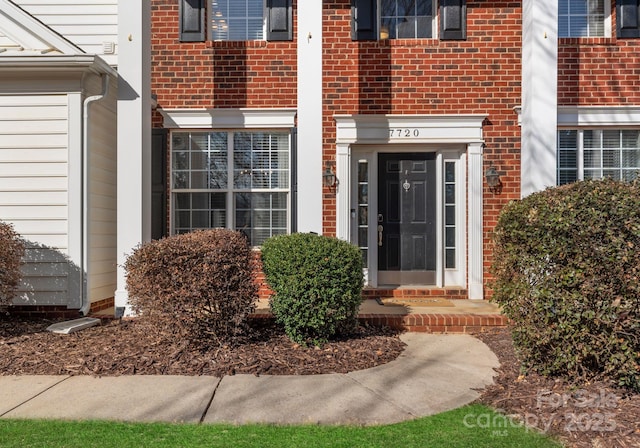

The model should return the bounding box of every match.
[124,229,257,347]
[261,233,364,345]
[0,221,25,306]
[492,179,640,391]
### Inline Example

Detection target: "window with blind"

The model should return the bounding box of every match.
[557,129,640,185]
[171,131,291,246]
[559,0,606,37]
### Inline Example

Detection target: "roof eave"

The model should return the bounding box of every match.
[0,54,117,77]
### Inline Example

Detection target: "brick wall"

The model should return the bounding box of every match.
[558,38,640,105]
[150,1,523,297]
[321,1,522,288]
[151,0,298,127]
[558,2,640,105]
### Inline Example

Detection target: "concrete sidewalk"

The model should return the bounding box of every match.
[0,333,499,426]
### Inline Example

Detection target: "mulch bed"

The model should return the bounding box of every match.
[474,327,640,448]
[0,316,405,376]
[3,316,639,448]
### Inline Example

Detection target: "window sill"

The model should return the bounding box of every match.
[364,38,459,48]
[206,40,269,49]
[558,37,616,47]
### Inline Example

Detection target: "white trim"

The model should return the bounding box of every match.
[160,108,297,129]
[336,143,351,242]
[115,0,151,317]
[334,114,486,144]
[297,0,323,234]
[558,106,640,126]
[521,0,558,197]
[442,152,467,287]
[467,142,484,300]
[514,106,640,128]
[0,55,116,76]
[335,114,486,295]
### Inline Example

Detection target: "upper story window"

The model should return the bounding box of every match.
[211,0,264,41]
[352,0,466,41]
[558,0,606,37]
[179,0,292,42]
[380,0,435,39]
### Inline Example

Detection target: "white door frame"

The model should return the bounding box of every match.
[334,114,486,299]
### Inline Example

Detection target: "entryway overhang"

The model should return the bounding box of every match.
[333,114,487,300]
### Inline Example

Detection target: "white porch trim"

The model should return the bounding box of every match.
[467,142,484,300]
[115,0,151,316]
[159,108,297,129]
[558,106,640,126]
[297,0,323,234]
[521,0,558,197]
[334,114,486,298]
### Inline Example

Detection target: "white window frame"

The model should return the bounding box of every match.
[347,146,467,288]
[558,0,612,38]
[170,129,291,245]
[557,128,640,184]
[378,0,437,40]
[160,108,297,246]
[210,0,266,41]
[556,106,640,185]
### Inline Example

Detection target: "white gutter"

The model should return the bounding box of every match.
[80,74,110,315]
[0,55,117,75]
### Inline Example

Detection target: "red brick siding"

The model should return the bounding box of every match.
[151,0,298,116]
[558,5,640,106]
[321,1,522,292]
[151,1,524,298]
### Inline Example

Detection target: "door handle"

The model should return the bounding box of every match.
[377,225,383,246]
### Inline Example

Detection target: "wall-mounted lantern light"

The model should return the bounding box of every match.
[485,164,502,194]
[323,164,339,192]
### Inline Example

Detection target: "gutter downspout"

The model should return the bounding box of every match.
[80,74,110,315]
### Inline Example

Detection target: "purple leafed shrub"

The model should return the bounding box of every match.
[124,229,258,347]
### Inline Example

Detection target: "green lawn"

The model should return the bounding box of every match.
[0,404,561,448]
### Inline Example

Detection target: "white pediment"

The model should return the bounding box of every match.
[0,0,82,56]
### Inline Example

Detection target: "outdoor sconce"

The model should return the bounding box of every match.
[485,164,502,194]
[323,164,339,192]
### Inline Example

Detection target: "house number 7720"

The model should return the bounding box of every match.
[389,128,420,138]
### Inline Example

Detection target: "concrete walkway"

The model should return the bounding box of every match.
[0,333,499,425]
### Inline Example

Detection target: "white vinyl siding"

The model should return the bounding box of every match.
[13,0,118,64]
[0,94,71,306]
[85,75,117,302]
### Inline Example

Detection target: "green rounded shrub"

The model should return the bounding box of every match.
[492,179,640,391]
[0,220,25,306]
[261,233,364,345]
[124,229,258,347]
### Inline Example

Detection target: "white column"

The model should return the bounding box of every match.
[521,0,558,197]
[468,142,483,300]
[296,0,323,233]
[115,0,151,315]
[336,143,351,241]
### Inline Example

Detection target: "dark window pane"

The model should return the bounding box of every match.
[445,249,456,269]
